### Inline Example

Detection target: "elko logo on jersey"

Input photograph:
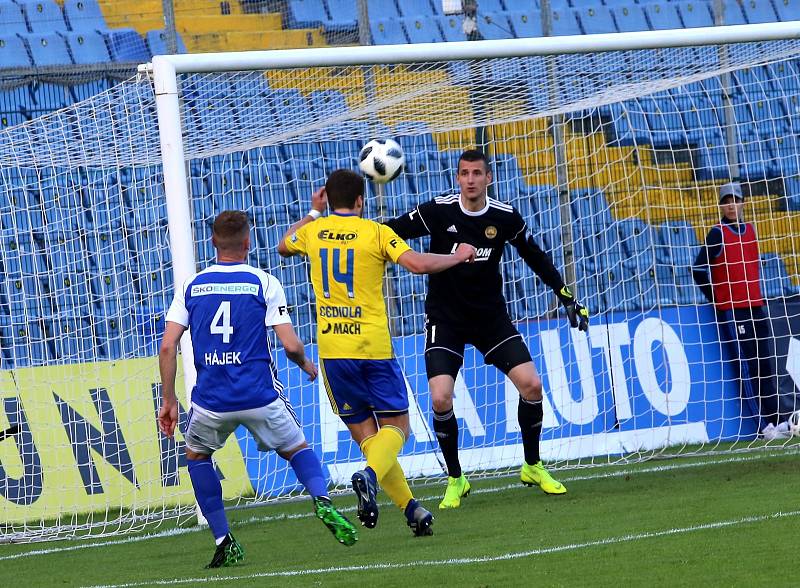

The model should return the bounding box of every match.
[451,242,492,261]
[318,229,358,242]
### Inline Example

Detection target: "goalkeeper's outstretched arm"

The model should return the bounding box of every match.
[510,230,589,332]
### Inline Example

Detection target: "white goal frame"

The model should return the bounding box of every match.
[144,21,800,399]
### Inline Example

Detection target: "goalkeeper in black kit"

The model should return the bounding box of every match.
[386,149,589,509]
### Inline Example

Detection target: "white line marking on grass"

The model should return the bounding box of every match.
[83,508,800,588]
[5,447,796,564]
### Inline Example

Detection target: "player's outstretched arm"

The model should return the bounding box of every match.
[158,321,186,438]
[278,187,327,257]
[272,323,318,381]
[396,243,476,274]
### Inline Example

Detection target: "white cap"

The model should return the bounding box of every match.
[719,182,743,203]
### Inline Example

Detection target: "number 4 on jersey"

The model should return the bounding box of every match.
[211,300,234,343]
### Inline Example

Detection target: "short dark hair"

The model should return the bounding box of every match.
[213,210,250,251]
[458,149,490,172]
[326,169,364,209]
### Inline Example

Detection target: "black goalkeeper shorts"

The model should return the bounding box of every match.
[423,315,532,380]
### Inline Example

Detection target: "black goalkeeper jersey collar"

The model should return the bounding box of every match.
[459,194,490,217]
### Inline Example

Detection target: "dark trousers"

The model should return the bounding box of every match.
[718,305,780,427]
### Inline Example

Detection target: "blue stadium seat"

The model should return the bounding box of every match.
[657,221,700,268]
[577,6,617,34]
[760,253,799,298]
[479,13,515,39]
[0,34,33,69]
[146,29,187,55]
[309,89,348,121]
[0,1,29,34]
[478,0,505,12]
[773,0,800,22]
[271,88,313,126]
[52,314,95,362]
[24,32,73,66]
[675,0,714,28]
[94,315,135,360]
[505,0,540,10]
[508,10,543,38]
[493,154,530,201]
[63,0,107,32]
[397,0,433,17]
[105,29,150,62]
[62,30,111,64]
[570,189,613,226]
[325,0,358,29]
[21,1,68,33]
[371,17,407,44]
[402,16,443,42]
[410,150,452,197]
[287,0,327,28]
[368,0,400,19]
[1,112,26,128]
[642,96,687,147]
[437,15,467,41]
[644,2,684,30]
[611,5,650,32]
[740,0,778,23]
[720,0,748,24]
[616,218,657,276]
[550,8,583,35]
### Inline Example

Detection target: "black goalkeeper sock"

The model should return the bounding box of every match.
[433,409,462,479]
[518,398,543,466]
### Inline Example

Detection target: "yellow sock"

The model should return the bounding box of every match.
[364,426,404,481]
[359,434,376,457]
[381,461,414,510]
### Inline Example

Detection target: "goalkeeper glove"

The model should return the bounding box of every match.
[558,287,589,333]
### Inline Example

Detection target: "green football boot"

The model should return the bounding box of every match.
[205,533,245,569]
[314,496,358,547]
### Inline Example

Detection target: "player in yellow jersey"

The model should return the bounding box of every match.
[278,169,475,536]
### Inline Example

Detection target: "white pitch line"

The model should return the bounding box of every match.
[2,447,795,564]
[83,508,800,588]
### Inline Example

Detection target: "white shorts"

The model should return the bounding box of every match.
[185,398,305,455]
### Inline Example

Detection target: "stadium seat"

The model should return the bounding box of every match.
[507,10,544,38]
[611,5,650,32]
[368,0,400,19]
[146,29,187,55]
[371,18,408,44]
[287,0,327,28]
[62,30,111,64]
[739,0,778,23]
[550,8,583,36]
[577,6,617,34]
[52,313,95,362]
[479,13,515,39]
[104,29,150,62]
[675,1,714,28]
[437,15,468,42]
[642,96,688,147]
[63,0,107,32]
[1,112,26,128]
[25,32,73,66]
[21,1,68,33]
[720,0,748,24]
[94,314,135,360]
[644,2,684,30]
[271,88,313,127]
[773,0,800,22]
[397,0,433,17]
[657,221,700,269]
[0,34,33,69]
[0,1,29,34]
[402,16,444,42]
[325,0,358,29]
[309,89,348,121]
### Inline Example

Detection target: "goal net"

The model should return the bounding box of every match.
[2,26,800,542]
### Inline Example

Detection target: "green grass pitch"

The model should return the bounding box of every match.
[3,448,798,587]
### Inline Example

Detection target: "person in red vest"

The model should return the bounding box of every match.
[692,182,790,440]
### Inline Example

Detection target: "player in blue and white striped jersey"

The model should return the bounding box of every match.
[158,211,356,569]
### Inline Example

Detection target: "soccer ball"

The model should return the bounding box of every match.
[789,410,800,437]
[358,138,405,184]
